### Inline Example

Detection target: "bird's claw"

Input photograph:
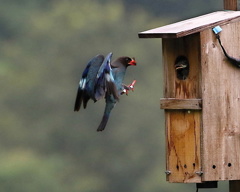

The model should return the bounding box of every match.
[121,80,136,95]
[128,80,136,92]
[121,89,128,95]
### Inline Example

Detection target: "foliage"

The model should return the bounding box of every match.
[0,0,227,192]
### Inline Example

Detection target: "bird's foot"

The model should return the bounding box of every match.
[121,80,136,95]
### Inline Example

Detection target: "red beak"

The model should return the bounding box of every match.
[128,58,137,66]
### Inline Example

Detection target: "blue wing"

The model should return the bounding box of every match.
[95,52,119,101]
[74,53,119,111]
[74,54,104,111]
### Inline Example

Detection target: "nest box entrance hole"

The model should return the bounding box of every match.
[175,56,190,80]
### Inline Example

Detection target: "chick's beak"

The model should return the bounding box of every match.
[128,58,137,66]
[175,63,187,70]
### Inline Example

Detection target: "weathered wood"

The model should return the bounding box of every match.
[200,22,240,181]
[166,110,201,183]
[224,0,238,10]
[224,3,240,191]
[163,33,202,183]
[160,98,202,109]
[138,8,240,184]
[229,180,240,191]
[138,11,240,38]
[162,33,202,99]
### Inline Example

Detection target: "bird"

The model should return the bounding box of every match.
[174,56,189,80]
[74,52,137,131]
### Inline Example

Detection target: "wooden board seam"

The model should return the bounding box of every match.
[160,98,202,109]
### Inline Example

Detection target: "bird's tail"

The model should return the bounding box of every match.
[74,87,90,111]
[97,96,116,132]
[97,114,109,132]
[74,87,83,111]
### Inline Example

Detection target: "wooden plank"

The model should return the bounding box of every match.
[162,33,202,99]
[166,110,201,183]
[139,11,240,38]
[201,22,240,181]
[160,98,202,109]
[224,0,238,10]
[230,180,240,192]
[163,33,202,183]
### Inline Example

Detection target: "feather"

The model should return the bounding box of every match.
[97,114,109,132]
[74,52,136,131]
[105,73,119,100]
[74,87,83,111]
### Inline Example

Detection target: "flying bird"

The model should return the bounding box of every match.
[74,52,136,131]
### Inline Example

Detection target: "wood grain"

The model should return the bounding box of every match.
[139,11,240,38]
[166,110,201,183]
[230,180,240,191]
[224,0,238,10]
[201,22,240,181]
[148,9,240,183]
[160,98,202,109]
[163,33,202,183]
[162,33,202,99]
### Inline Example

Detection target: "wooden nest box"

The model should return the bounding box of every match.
[139,11,240,183]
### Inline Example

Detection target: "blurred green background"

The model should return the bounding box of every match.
[0,0,230,191]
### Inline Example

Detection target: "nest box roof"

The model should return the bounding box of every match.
[139,11,240,38]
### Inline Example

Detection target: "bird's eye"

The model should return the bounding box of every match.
[126,58,131,61]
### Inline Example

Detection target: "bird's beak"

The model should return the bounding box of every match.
[175,63,187,70]
[128,58,137,66]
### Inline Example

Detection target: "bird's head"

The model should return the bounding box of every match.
[127,57,137,66]
[117,57,137,67]
[174,56,189,80]
[174,56,189,71]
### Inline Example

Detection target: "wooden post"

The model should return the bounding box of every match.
[225,1,240,192]
[230,181,240,191]
[224,0,238,10]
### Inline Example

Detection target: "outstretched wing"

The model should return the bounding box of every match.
[95,52,119,101]
[74,55,104,111]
